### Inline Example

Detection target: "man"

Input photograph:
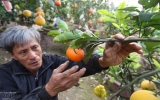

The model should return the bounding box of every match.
[0,26,143,100]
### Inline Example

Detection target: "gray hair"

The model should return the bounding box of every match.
[0,26,41,53]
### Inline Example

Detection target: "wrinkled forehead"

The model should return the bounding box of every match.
[15,37,39,47]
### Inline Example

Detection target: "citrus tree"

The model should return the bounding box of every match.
[47,0,160,99]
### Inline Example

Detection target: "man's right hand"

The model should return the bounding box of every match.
[45,61,86,97]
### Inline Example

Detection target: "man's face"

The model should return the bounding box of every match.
[10,38,42,73]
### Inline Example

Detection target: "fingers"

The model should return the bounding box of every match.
[105,42,122,54]
[106,34,125,47]
[112,33,125,40]
[53,60,86,79]
[63,65,79,77]
[63,66,86,78]
[126,43,143,54]
[125,35,137,40]
[64,68,86,88]
[69,68,86,79]
[54,61,70,74]
[106,34,143,54]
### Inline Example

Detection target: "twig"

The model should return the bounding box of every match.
[96,38,160,42]
[108,69,160,100]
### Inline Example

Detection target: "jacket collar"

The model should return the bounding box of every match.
[12,54,54,76]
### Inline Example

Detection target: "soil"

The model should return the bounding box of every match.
[0,28,104,100]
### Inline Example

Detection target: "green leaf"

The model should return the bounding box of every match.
[74,29,84,35]
[150,12,160,21]
[100,16,116,23]
[57,20,69,31]
[152,59,160,69]
[109,77,115,83]
[115,1,129,24]
[69,39,84,49]
[84,43,100,62]
[118,7,139,12]
[117,1,126,9]
[144,42,160,53]
[53,32,81,43]
[81,33,93,38]
[70,37,98,49]
[151,4,159,12]
[97,9,114,17]
[47,30,61,36]
[139,12,155,22]
[147,13,160,29]
[97,46,104,53]
[69,39,88,49]
[112,23,123,31]
[138,0,159,9]
[141,27,155,37]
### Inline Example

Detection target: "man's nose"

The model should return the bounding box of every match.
[29,51,36,59]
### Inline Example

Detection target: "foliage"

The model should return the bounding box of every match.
[47,0,160,99]
[1,0,160,99]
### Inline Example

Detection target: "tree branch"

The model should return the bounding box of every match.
[96,38,160,42]
[108,69,160,100]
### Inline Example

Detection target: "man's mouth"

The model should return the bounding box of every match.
[30,60,39,66]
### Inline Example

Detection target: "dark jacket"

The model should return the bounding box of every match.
[0,54,108,100]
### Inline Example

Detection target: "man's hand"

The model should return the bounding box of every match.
[99,34,143,68]
[45,61,86,97]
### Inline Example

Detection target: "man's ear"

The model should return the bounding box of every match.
[8,52,17,60]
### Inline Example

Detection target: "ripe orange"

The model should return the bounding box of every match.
[97,18,103,23]
[87,20,92,26]
[54,0,61,6]
[35,11,45,17]
[72,3,78,8]
[152,55,157,59]
[66,47,84,62]
[88,8,93,13]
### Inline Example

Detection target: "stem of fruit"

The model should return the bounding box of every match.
[108,69,160,100]
[97,38,160,42]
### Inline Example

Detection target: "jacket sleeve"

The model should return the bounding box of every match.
[0,68,58,100]
[51,54,109,77]
[77,54,109,77]
[22,86,58,100]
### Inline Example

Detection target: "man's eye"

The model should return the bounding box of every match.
[33,46,38,50]
[20,50,26,54]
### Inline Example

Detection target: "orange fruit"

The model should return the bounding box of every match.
[88,8,93,13]
[54,0,61,6]
[152,55,157,59]
[72,3,78,8]
[97,18,103,23]
[34,15,46,26]
[23,10,32,17]
[87,20,92,26]
[35,11,45,17]
[66,47,84,62]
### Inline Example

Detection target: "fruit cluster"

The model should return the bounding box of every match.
[22,7,46,26]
